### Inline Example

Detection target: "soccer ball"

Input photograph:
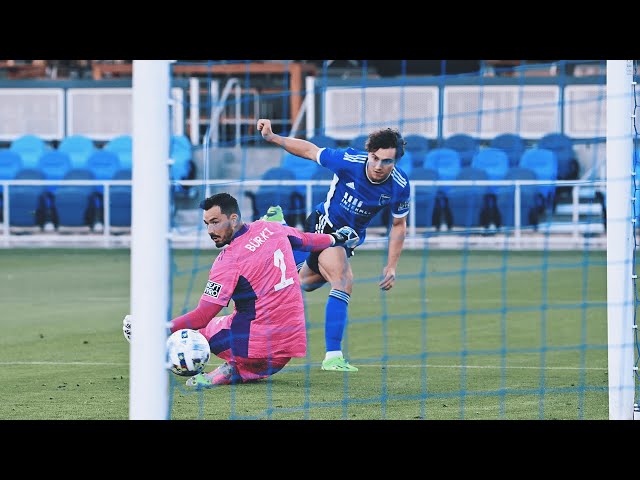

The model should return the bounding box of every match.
[166,329,211,377]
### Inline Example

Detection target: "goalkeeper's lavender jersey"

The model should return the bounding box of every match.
[314,147,411,243]
[199,220,332,359]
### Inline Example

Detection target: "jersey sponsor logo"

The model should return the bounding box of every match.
[204,281,222,298]
[398,200,410,211]
[379,194,391,206]
[341,192,373,216]
[346,181,355,189]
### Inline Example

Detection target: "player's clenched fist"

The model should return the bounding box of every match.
[256,119,273,140]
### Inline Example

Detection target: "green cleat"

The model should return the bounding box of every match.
[185,362,239,389]
[321,356,358,372]
[261,205,284,223]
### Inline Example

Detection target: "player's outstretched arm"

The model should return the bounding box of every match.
[257,118,320,161]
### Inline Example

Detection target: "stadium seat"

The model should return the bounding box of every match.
[170,135,193,180]
[489,133,526,167]
[55,169,96,227]
[308,134,338,148]
[471,147,509,195]
[10,134,48,169]
[350,134,369,151]
[310,167,335,208]
[537,132,578,180]
[252,167,301,226]
[519,148,558,212]
[495,166,540,229]
[109,169,132,227]
[423,148,462,198]
[104,135,132,170]
[37,150,72,188]
[404,134,430,168]
[442,134,479,167]
[447,167,489,229]
[86,150,121,186]
[58,135,96,169]
[0,149,23,181]
[9,168,47,227]
[0,150,23,222]
[409,167,438,228]
[281,151,320,199]
[395,150,413,177]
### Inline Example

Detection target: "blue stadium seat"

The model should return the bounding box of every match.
[310,167,335,208]
[519,148,558,211]
[308,134,338,148]
[471,147,509,195]
[55,169,96,227]
[10,135,48,169]
[404,134,430,168]
[252,167,301,226]
[280,152,320,198]
[0,150,23,222]
[37,150,72,190]
[495,167,540,228]
[423,148,461,198]
[110,169,132,228]
[350,134,368,151]
[86,150,121,186]
[104,135,132,170]
[537,133,577,180]
[170,135,192,181]
[489,133,526,167]
[396,150,413,177]
[409,167,438,228]
[442,134,479,167]
[112,168,132,180]
[0,149,23,181]
[9,168,46,227]
[58,135,96,169]
[447,167,489,228]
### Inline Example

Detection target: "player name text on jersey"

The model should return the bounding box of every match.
[244,226,276,252]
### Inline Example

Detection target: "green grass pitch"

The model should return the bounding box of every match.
[0,247,608,420]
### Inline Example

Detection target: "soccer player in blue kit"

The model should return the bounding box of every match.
[257,119,411,372]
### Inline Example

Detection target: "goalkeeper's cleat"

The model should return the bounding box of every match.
[185,362,241,389]
[261,205,284,223]
[321,356,359,372]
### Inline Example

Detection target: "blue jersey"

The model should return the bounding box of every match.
[314,147,411,243]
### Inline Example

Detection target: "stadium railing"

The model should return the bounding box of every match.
[0,177,606,249]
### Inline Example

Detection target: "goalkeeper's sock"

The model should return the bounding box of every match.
[325,289,350,352]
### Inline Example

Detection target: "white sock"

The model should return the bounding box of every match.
[325,350,343,361]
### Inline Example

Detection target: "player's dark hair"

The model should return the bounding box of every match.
[199,192,241,219]
[365,127,406,159]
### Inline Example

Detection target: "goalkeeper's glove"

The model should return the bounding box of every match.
[330,226,360,249]
[122,314,132,343]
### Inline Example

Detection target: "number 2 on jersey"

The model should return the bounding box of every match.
[273,248,294,291]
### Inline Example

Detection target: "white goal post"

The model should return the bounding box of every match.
[605,60,636,420]
[129,60,171,419]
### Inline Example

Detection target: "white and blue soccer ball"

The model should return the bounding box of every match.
[166,329,211,377]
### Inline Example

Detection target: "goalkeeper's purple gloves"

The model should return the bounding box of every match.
[330,226,360,248]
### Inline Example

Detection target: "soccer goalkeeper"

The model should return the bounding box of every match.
[123,192,359,388]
